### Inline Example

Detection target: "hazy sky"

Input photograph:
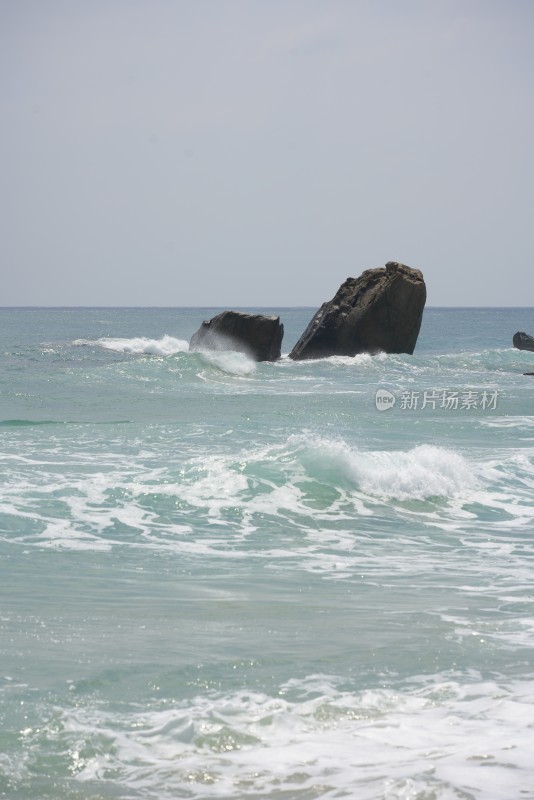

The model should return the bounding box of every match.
[1,0,533,306]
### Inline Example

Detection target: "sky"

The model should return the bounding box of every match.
[1,0,533,307]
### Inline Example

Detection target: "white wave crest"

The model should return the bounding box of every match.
[292,436,477,500]
[352,443,476,500]
[74,335,189,356]
[198,349,257,376]
[326,351,388,366]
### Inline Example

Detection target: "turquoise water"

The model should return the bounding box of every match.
[1,307,534,799]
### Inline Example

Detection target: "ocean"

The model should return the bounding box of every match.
[1,306,533,800]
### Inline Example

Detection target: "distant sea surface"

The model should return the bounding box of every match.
[1,306,534,800]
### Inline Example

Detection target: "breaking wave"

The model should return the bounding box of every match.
[74,335,189,356]
[292,436,476,500]
[198,349,257,376]
[73,336,257,375]
[5,431,533,565]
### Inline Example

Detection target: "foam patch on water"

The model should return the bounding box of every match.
[313,352,387,366]
[17,674,534,800]
[480,416,534,429]
[74,336,189,356]
[278,351,389,369]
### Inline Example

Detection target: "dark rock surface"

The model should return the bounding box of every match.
[513,331,534,352]
[190,310,284,362]
[289,261,426,360]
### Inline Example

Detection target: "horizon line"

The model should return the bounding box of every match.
[1,305,534,310]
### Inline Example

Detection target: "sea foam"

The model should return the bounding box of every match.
[41,674,534,800]
[75,335,189,356]
[198,349,257,376]
[290,435,477,500]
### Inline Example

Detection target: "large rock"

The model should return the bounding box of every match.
[289,261,426,360]
[513,331,534,352]
[190,310,284,362]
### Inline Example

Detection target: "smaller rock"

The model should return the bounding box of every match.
[190,310,284,362]
[513,331,534,352]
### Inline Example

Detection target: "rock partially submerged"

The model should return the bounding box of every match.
[289,261,426,360]
[190,310,284,362]
[513,331,534,352]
